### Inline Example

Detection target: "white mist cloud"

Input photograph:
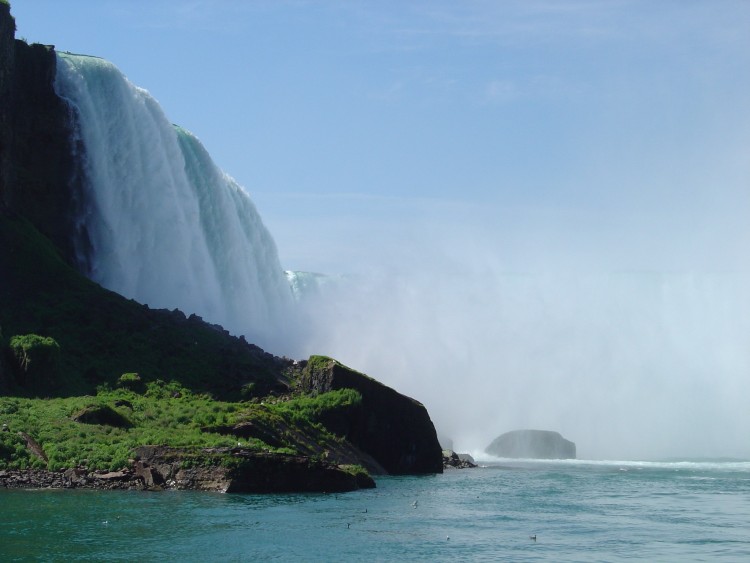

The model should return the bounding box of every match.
[282,199,750,461]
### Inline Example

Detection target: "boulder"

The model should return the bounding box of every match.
[71,404,132,428]
[442,449,477,469]
[485,429,576,459]
[18,431,47,462]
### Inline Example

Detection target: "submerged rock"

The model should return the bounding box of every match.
[485,429,576,459]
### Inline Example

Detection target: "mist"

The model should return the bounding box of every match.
[278,191,750,462]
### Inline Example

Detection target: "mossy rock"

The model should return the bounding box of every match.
[7,333,60,393]
[71,404,132,428]
[117,372,144,392]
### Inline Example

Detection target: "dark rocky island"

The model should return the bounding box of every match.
[0,2,442,492]
[485,429,576,459]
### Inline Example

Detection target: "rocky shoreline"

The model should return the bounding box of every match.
[2,447,478,492]
[0,467,143,491]
[2,447,480,492]
[0,446,375,493]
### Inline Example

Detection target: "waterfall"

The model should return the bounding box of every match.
[53,52,294,353]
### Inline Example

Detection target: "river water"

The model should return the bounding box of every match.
[2,459,748,561]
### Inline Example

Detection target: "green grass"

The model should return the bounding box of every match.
[269,388,361,426]
[0,382,248,471]
[0,382,364,473]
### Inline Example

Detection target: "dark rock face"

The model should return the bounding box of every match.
[1,33,86,267]
[485,429,576,459]
[0,326,6,392]
[0,3,15,208]
[203,419,387,476]
[299,356,443,475]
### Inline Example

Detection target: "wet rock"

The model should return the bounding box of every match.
[442,450,477,469]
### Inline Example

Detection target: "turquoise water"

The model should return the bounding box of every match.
[2,459,749,561]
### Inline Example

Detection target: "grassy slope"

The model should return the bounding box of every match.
[0,214,286,399]
[0,381,361,472]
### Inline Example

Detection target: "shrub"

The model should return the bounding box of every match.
[8,334,61,393]
[117,372,144,392]
[240,382,256,399]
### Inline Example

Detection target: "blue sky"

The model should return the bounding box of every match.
[14,0,750,275]
[12,1,750,456]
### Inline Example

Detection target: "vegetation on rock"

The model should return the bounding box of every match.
[0,381,368,474]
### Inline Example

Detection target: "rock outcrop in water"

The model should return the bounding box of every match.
[442,450,477,469]
[298,356,443,475]
[486,429,576,459]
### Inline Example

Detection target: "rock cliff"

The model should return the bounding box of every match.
[0,4,85,265]
[485,429,576,459]
[0,2,14,207]
[299,356,443,474]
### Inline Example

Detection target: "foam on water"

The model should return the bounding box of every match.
[471,452,750,472]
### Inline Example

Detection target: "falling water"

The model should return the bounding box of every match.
[53,52,294,352]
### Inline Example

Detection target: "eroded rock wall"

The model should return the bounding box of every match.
[0,3,86,266]
[0,2,15,209]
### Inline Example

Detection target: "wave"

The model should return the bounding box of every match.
[470,452,750,472]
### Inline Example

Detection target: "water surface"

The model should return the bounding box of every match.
[2,459,748,561]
